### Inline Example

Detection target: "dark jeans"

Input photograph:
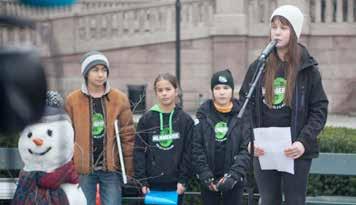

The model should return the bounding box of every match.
[254,158,312,205]
[200,183,244,205]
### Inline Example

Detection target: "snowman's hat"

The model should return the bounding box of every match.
[40,91,70,123]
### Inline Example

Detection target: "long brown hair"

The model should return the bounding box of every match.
[264,16,301,108]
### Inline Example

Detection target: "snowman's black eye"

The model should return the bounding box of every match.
[47,129,53,137]
[27,132,32,138]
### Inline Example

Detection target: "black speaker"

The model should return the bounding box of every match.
[0,46,47,135]
[0,0,78,135]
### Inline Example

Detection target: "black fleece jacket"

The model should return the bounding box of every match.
[192,99,251,183]
[239,44,329,159]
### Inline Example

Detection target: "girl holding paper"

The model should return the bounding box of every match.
[192,69,251,205]
[133,73,194,205]
[239,5,328,205]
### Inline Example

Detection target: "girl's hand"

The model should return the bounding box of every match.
[208,182,218,192]
[217,177,225,184]
[141,186,150,195]
[176,183,186,195]
[284,141,305,159]
[248,142,265,156]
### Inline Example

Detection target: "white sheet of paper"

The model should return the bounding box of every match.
[253,127,294,174]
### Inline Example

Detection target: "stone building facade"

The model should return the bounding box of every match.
[1,0,355,113]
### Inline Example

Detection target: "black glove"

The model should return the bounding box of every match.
[216,174,238,192]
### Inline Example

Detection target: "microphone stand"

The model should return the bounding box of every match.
[238,58,267,205]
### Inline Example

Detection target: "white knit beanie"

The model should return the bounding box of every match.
[80,51,109,77]
[270,5,304,39]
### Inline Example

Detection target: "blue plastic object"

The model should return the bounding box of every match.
[144,191,178,205]
[20,0,76,7]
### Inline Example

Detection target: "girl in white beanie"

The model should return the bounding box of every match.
[239,5,328,205]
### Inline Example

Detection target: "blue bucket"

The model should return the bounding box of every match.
[144,191,178,205]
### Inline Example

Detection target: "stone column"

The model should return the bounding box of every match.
[211,0,248,35]
[211,0,249,85]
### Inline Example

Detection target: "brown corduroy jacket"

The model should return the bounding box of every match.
[65,88,135,176]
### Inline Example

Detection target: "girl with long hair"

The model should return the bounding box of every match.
[240,5,328,205]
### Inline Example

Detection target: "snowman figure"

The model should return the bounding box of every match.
[12,91,87,205]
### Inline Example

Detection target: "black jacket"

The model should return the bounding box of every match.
[192,99,251,183]
[239,44,329,159]
[134,105,194,189]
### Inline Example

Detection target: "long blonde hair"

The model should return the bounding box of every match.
[264,16,301,108]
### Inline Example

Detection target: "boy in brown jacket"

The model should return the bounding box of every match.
[65,51,135,205]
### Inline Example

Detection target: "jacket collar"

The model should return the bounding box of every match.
[196,99,241,120]
[81,81,111,96]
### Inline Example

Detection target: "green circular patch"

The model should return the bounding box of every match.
[215,121,228,141]
[92,112,105,137]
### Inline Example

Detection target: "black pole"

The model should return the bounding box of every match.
[237,60,265,119]
[175,0,183,107]
[238,60,266,205]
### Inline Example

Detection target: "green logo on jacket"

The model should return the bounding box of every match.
[273,77,287,106]
[215,121,228,142]
[92,112,105,138]
[152,128,180,150]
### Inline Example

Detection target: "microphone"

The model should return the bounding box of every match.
[238,40,277,118]
[258,40,277,61]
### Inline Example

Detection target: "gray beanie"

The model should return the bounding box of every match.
[80,51,109,77]
[40,91,70,123]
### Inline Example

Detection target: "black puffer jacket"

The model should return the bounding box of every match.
[192,99,251,183]
[239,44,329,159]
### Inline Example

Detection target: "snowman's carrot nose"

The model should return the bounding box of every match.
[33,138,44,146]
